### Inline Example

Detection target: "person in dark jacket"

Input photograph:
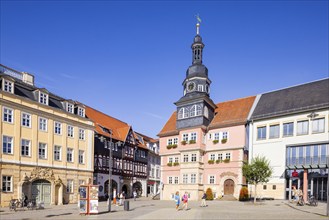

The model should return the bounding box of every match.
[200,192,207,207]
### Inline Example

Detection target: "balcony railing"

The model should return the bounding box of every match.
[287,156,329,169]
[0,65,23,80]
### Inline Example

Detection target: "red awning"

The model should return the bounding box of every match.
[148,181,155,185]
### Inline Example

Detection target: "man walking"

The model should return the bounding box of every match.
[200,192,207,207]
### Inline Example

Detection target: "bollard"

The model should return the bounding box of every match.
[124,200,129,211]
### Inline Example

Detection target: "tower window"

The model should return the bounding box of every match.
[198,85,204,92]
[204,106,209,118]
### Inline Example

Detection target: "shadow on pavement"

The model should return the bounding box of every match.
[45,212,72,218]
[285,203,327,217]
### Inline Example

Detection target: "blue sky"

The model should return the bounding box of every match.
[1,0,328,138]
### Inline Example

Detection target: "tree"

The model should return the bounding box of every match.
[242,156,273,203]
[206,187,214,200]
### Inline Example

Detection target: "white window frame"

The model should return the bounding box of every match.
[2,175,13,192]
[226,153,231,160]
[54,145,62,161]
[312,118,325,133]
[78,107,85,117]
[183,154,188,162]
[257,126,267,140]
[67,179,74,193]
[3,107,13,123]
[38,143,47,159]
[79,150,84,164]
[79,128,85,140]
[66,103,74,113]
[297,120,309,135]
[190,105,197,117]
[173,138,178,145]
[183,107,189,118]
[182,133,189,142]
[3,135,13,154]
[67,125,74,138]
[21,112,31,128]
[67,148,74,162]
[222,131,228,139]
[167,138,173,145]
[3,79,14,93]
[39,117,48,131]
[198,84,203,92]
[269,124,280,139]
[174,176,179,184]
[168,177,173,184]
[191,173,196,184]
[190,132,197,141]
[183,174,188,184]
[168,157,173,163]
[214,133,220,140]
[54,121,62,135]
[210,154,215,161]
[174,157,179,163]
[191,153,197,162]
[21,139,30,157]
[218,153,223,161]
[209,175,215,184]
[39,92,48,105]
[283,122,294,137]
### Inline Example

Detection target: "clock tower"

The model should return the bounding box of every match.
[175,20,217,130]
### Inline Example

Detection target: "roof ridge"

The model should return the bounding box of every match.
[85,105,129,126]
[215,95,256,105]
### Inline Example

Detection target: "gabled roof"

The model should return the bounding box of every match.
[85,106,130,142]
[158,96,256,136]
[251,78,329,120]
[209,96,256,129]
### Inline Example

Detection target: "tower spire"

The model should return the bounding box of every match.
[196,14,202,35]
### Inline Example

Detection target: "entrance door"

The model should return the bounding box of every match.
[224,179,234,195]
[32,180,51,204]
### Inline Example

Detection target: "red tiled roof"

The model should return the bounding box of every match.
[158,96,256,136]
[85,106,130,142]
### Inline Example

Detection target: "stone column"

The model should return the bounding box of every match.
[288,179,292,200]
[303,169,308,202]
[58,184,63,205]
[50,182,55,205]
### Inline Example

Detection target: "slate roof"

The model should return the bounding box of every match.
[251,78,329,120]
[158,96,256,137]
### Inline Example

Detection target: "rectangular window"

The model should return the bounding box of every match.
[217,153,223,161]
[198,84,203,92]
[167,139,173,145]
[214,133,220,140]
[21,139,30,156]
[183,174,188,184]
[79,129,85,140]
[67,179,74,193]
[173,138,178,145]
[3,136,13,154]
[174,177,179,184]
[183,154,188,162]
[263,185,267,190]
[67,103,74,113]
[190,133,197,141]
[39,92,48,105]
[54,122,62,135]
[67,148,74,162]
[54,145,61,161]
[191,174,196,184]
[257,126,266,140]
[226,153,231,160]
[210,154,215,161]
[209,175,215,184]
[297,120,309,135]
[272,185,276,190]
[174,157,179,163]
[168,157,173,163]
[2,175,12,192]
[3,107,13,123]
[38,143,47,159]
[222,131,228,139]
[21,113,31,127]
[182,134,189,142]
[67,125,74,138]
[269,124,280,139]
[199,174,203,184]
[312,118,325,133]
[79,150,84,164]
[168,177,173,184]
[78,107,85,117]
[3,80,14,93]
[39,117,47,131]
[283,122,294,137]
[191,153,197,162]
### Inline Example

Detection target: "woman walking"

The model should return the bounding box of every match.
[182,192,189,210]
[174,191,180,211]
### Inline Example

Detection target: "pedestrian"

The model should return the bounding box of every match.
[113,188,117,205]
[182,192,189,211]
[297,188,304,206]
[291,186,297,202]
[200,191,207,207]
[133,190,137,201]
[119,192,124,206]
[174,191,180,211]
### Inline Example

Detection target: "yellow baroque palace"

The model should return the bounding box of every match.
[0,65,94,207]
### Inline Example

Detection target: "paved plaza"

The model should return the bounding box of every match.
[0,198,328,220]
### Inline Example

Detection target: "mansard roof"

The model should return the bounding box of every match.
[251,78,329,120]
[158,96,256,137]
[85,106,130,142]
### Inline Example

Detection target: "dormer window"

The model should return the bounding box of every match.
[39,92,48,105]
[66,103,74,113]
[78,107,85,117]
[3,79,14,93]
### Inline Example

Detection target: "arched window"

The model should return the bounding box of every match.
[183,108,189,118]
[190,105,197,117]
[196,105,202,116]
[178,108,184,119]
[204,106,209,118]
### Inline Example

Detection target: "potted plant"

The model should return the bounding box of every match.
[213,140,219,144]
[172,144,178,148]
[181,140,187,145]
[221,138,227,144]
[167,162,173,166]
[223,158,230,163]
[173,162,179,166]
[208,160,215,164]
[166,145,173,149]
[215,159,221,164]
[189,140,196,144]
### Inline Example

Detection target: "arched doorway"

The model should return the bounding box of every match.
[224,179,234,195]
[32,179,51,204]
[104,180,118,199]
[132,182,143,197]
[122,184,129,198]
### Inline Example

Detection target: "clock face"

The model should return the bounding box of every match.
[187,82,195,91]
